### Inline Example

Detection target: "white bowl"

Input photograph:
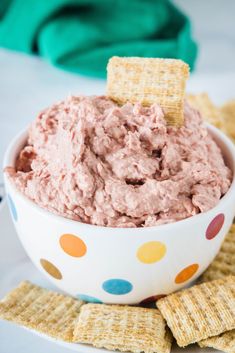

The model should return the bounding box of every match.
[3,125,235,304]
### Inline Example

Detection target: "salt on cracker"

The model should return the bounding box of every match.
[157,276,235,347]
[199,330,235,353]
[73,303,172,353]
[187,92,224,128]
[201,224,235,282]
[107,56,189,127]
[0,281,83,342]
[221,99,235,142]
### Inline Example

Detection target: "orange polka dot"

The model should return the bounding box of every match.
[40,259,62,280]
[175,264,199,284]
[60,234,87,257]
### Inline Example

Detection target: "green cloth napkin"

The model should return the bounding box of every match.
[0,0,197,78]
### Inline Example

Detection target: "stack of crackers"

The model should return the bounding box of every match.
[187,93,235,142]
[1,57,234,352]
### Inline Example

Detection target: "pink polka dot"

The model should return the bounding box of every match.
[206,214,225,240]
[140,294,166,305]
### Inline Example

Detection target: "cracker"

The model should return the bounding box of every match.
[221,99,235,142]
[187,92,224,128]
[107,56,189,127]
[0,281,83,342]
[73,303,172,353]
[199,330,235,353]
[201,224,235,282]
[157,276,235,347]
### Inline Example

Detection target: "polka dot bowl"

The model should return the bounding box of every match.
[3,125,235,304]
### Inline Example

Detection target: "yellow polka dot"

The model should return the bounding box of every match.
[175,264,199,284]
[137,241,166,264]
[40,259,62,280]
[60,234,87,258]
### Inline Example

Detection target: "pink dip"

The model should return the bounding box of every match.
[6,96,232,227]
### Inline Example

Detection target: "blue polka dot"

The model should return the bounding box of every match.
[77,294,102,303]
[7,194,17,221]
[102,279,133,295]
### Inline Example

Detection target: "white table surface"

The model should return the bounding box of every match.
[0,1,235,351]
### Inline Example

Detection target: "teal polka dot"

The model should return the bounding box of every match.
[102,279,133,295]
[77,294,102,303]
[7,194,17,221]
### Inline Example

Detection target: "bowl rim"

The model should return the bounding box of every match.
[3,124,235,233]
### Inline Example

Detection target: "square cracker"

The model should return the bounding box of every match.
[0,281,83,342]
[201,224,235,282]
[187,93,224,128]
[73,303,172,353]
[199,330,235,353]
[107,56,189,127]
[157,276,235,347]
[220,99,235,142]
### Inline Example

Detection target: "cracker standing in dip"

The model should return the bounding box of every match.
[5,57,232,227]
